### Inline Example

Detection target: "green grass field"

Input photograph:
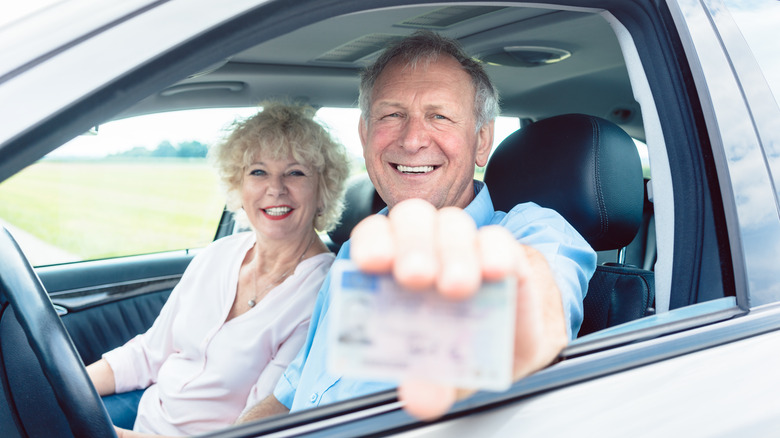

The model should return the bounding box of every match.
[0,159,225,263]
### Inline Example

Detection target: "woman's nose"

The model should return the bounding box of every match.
[267,175,287,195]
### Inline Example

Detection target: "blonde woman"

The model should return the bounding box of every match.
[87,102,350,436]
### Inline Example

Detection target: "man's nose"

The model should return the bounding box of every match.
[398,116,430,152]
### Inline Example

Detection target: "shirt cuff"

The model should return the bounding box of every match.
[273,372,296,409]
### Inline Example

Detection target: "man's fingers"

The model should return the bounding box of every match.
[389,199,438,289]
[478,225,519,281]
[398,379,457,421]
[436,207,480,299]
[350,214,394,273]
[511,245,568,380]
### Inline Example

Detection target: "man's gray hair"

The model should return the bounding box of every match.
[359,30,499,131]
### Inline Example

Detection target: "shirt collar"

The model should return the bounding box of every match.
[466,180,494,227]
[377,180,495,227]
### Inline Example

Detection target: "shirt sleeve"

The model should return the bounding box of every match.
[102,250,207,393]
[272,245,345,409]
[502,203,597,339]
[272,279,330,409]
[241,318,310,415]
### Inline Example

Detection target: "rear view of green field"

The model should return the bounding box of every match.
[0,159,225,265]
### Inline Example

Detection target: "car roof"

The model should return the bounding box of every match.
[118,4,642,139]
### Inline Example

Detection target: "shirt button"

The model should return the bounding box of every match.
[310,393,318,403]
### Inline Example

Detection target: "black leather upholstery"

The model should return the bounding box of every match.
[578,264,655,336]
[62,289,172,365]
[484,114,654,336]
[485,113,644,251]
[328,173,386,251]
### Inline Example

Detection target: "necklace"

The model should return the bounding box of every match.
[248,235,316,308]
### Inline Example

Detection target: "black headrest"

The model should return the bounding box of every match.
[328,173,386,248]
[484,114,643,251]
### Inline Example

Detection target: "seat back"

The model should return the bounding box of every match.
[483,113,654,336]
[328,174,386,252]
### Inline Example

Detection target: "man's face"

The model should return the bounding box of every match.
[359,55,494,209]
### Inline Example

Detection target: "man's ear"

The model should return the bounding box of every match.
[475,120,495,167]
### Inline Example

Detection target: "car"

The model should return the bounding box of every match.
[1,0,779,436]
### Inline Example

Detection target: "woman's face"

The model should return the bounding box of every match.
[240,153,320,242]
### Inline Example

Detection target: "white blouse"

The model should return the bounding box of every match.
[103,231,333,436]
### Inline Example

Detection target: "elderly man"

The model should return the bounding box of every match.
[241,30,596,421]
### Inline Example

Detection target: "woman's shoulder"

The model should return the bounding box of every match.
[191,232,254,263]
[301,251,336,273]
[291,251,335,283]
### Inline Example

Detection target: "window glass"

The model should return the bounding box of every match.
[0,108,257,266]
[0,106,524,267]
[724,0,780,104]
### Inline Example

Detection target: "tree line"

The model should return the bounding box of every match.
[111,140,208,158]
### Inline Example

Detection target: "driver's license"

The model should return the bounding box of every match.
[328,260,516,391]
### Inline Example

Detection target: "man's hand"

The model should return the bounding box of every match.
[350,198,568,420]
[236,395,290,424]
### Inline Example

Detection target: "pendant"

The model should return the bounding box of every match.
[248,299,257,307]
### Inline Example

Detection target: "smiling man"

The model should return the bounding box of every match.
[240,30,596,422]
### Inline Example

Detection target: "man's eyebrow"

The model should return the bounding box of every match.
[373,101,449,112]
[373,100,403,109]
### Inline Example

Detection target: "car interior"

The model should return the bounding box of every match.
[0,1,736,437]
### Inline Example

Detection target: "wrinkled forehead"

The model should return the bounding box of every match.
[369,59,478,124]
[378,53,470,83]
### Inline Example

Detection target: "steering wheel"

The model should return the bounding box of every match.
[0,227,117,437]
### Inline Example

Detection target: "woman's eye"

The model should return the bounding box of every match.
[289,170,306,177]
[249,169,266,176]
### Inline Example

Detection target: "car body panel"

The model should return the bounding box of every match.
[0,0,270,178]
[391,324,780,437]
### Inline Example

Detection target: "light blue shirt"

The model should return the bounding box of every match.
[274,181,596,411]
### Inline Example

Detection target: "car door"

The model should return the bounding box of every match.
[0,107,255,365]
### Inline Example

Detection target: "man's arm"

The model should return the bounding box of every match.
[236,395,290,424]
[350,199,569,420]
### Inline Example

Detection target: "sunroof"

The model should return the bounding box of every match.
[396,5,507,29]
[314,34,404,64]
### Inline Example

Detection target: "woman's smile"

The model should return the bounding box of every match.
[262,205,294,220]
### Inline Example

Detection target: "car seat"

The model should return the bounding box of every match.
[483,113,655,337]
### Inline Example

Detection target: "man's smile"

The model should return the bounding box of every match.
[394,164,437,174]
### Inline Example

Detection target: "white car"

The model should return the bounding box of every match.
[1,0,778,436]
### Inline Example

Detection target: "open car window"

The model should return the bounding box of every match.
[0,104,522,268]
[0,108,256,266]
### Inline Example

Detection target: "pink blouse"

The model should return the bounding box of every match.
[103,232,333,435]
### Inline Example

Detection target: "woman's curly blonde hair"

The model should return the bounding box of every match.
[209,101,350,232]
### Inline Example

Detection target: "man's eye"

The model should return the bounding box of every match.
[433,114,448,120]
[382,112,401,119]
